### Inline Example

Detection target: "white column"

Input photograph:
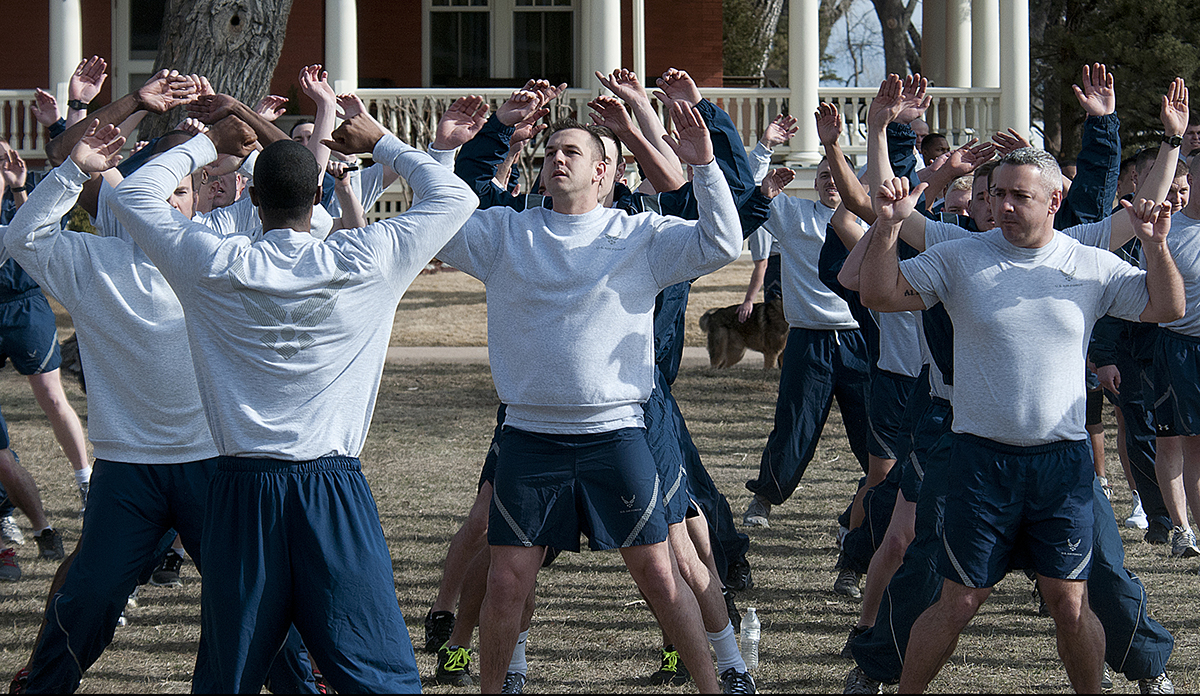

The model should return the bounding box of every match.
[922,0,946,86]
[589,0,622,81]
[945,0,971,87]
[631,0,646,80]
[999,0,1030,138]
[787,0,820,165]
[49,0,83,106]
[971,0,999,87]
[325,0,359,94]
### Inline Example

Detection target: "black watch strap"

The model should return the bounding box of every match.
[68,99,89,112]
[1163,134,1183,148]
[9,185,26,193]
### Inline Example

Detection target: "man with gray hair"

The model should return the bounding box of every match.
[858,144,1185,693]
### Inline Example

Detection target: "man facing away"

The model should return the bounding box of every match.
[110,107,477,692]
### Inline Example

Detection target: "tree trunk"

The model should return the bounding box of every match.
[871,0,920,76]
[140,0,295,139]
[749,0,787,76]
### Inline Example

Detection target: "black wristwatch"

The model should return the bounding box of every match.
[9,185,26,193]
[68,99,89,112]
[1163,134,1183,148]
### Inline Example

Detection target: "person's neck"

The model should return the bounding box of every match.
[259,214,312,233]
[550,191,601,215]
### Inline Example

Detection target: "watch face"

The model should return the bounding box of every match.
[1167,135,1183,147]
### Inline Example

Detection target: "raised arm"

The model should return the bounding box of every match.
[189,93,291,148]
[1109,78,1189,250]
[66,56,108,127]
[858,176,929,312]
[597,68,682,172]
[1057,63,1121,228]
[299,65,337,183]
[589,95,685,193]
[1123,199,1185,323]
[46,69,197,165]
[815,102,871,220]
[865,74,932,250]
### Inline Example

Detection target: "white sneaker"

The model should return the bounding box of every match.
[1126,491,1149,529]
[1169,526,1200,558]
[0,514,23,545]
[742,496,771,528]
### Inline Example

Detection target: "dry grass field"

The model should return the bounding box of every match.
[0,257,1198,693]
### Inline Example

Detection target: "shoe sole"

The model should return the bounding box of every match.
[1126,518,1149,529]
[149,577,183,588]
[742,517,769,528]
[1171,547,1200,559]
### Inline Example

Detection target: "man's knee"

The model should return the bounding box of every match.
[1039,578,1090,631]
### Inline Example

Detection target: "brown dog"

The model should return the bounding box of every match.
[699,296,788,369]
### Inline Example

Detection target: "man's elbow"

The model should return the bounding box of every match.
[1142,299,1185,324]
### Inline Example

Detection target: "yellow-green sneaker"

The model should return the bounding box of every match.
[435,643,474,687]
[648,645,690,686]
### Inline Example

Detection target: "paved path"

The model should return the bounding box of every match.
[386,346,772,369]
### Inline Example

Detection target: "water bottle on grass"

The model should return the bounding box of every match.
[740,606,760,669]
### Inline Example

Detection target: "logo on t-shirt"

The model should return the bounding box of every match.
[227,255,353,360]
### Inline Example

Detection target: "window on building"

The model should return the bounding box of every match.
[130,0,166,60]
[513,0,573,86]
[430,0,491,87]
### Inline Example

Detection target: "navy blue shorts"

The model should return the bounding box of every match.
[899,396,951,504]
[477,405,506,491]
[0,291,61,375]
[644,372,690,525]
[1152,330,1200,436]
[489,427,669,552]
[868,369,918,460]
[939,433,1094,589]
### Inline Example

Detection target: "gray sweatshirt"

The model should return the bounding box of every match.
[111,133,478,460]
[436,160,741,434]
[4,159,217,463]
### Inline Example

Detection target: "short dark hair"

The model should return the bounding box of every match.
[586,124,624,164]
[289,119,314,138]
[253,140,320,213]
[1134,147,1158,173]
[548,118,605,162]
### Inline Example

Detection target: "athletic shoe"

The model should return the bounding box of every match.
[840,625,868,659]
[834,568,862,600]
[423,610,455,654]
[1126,492,1149,529]
[1102,663,1113,691]
[742,496,771,528]
[1169,526,1199,558]
[1098,477,1113,501]
[719,667,756,694]
[0,548,20,582]
[501,671,527,694]
[116,608,127,627]
[1,515,23,545]
[1139,671,1175,694]
[150,551,184,587]
[726,556,753,591]
[435,644,474,686]
[836,524,851,550]
[312,667,330,695]
[127,587,139,610]
[1145,519,1171,545]
[648,646,690,685]
[9,667,29,694]
[34,528,64,561]
[78,481,89,518]
[843,666,883,694]
[724,587,742,634]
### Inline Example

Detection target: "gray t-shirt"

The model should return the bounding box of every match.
[900,228,1149,445]
[1162,211,1200,337]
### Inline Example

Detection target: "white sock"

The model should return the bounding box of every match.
[507,629,529,675]
[172,547,186,558]
[708,621,745,674]
[74,466,91,486]
[37,526,52,534]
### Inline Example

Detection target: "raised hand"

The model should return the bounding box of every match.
[760,167,795,199]
[336,93,368,121]
[205,115,257,158]
[188,93,240,124]
[1161,77,1189,138]
[433,95,491,150]
[1122,197,1172,245]
[895,74,931,124]
[874,176,928,223]
[177,117,209,136]
[867,74,905,129]
[31,88,60,127]
[596,68,650,106]
[991,128,1032,156]
[69,56,108,105]
[253,95,289,122]
[511,109,549,147]
[661,101,713,166]
[136,70,199,114]
[653,68,703,107]
[323,113,387,156]
[1072,63,1115,117]
[757,114,797,149]
[942,138,996,177]
[0,147,27,188]
[300,64,336,106]
[68,120,125,175]
[588,95,636,134]
[814,104,842,146]
[497,81,549,126]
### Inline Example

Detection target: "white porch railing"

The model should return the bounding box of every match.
[0,90,51,160]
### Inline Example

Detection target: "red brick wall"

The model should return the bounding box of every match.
[645,0,723,87]
[358,0,422,88]
[0,5,51,89]
[270,0,325,113]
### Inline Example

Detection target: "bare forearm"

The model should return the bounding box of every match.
[628,98,682,170]
[494,146,520,190]
[46,92,142,165]
[308,99,337,180]
[838,223,875,292]
[333,180,367,229]
[229,100,289,147]
[1140,241,1185,322]
[859,219,917,310]
[742,259,767,303]
[826,141,872,221]
[620,127,686,192]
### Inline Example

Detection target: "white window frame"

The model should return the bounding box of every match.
[422,0,578,87]
[111,0,160,100]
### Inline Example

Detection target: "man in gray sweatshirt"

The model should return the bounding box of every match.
[111,108,477,693]
[435,101,743,692]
